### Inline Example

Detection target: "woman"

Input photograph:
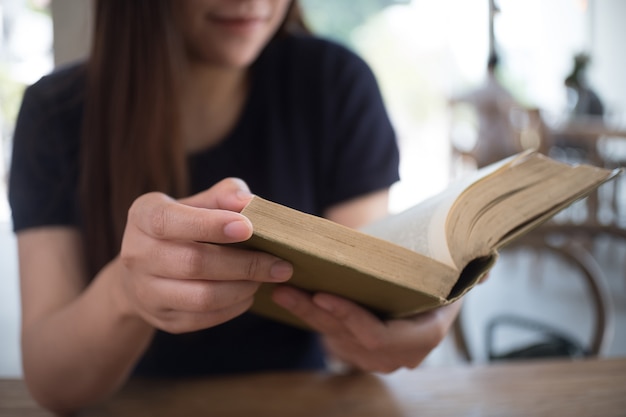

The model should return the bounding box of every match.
[9,0,461,413]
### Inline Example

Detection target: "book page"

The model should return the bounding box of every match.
[361,192,457,268]
[361,153,522,269]
[470,164,622,249]
[446,152,621,267]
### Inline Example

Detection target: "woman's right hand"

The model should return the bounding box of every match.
[117,178,293,334]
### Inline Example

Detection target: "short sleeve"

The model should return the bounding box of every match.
[317,41,400,207]
[8,67,84,232]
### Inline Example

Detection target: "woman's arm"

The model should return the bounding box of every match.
[18,227,157,413]
[17,178,292,414]
[323,188,390,229]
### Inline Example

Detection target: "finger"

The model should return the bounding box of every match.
[128,192,253,243]
[180,178,254,212]
[147,297,254,334]
[314,294,461,354]
[322,325,433,373]
[271,286,348,336]
[382,301,463,351]
[137,276,260,314]
[123,240,293,283]
[312,293,390,351]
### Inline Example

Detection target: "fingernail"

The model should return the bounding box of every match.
[232,179,253,201]
[270,261,293,281]
[223,220,251,239]
[237,188,254,201]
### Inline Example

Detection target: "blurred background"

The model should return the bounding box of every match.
[1,0,624,376]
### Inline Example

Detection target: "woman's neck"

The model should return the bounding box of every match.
[181,64,250,153]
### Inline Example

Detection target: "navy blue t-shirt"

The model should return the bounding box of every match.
[9,34,400,376]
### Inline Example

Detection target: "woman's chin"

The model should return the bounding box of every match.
[190,47,265,70]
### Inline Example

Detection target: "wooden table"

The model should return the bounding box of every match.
[1,358,625,417]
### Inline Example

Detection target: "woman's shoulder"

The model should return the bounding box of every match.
[24,62,86,106]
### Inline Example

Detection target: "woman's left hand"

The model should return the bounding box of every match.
[272,286,462,373]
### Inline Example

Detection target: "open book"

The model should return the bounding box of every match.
[239,151,621,328]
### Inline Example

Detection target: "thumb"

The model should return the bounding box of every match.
[180,178,254,212]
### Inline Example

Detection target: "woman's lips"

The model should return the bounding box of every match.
[208,15,268,34]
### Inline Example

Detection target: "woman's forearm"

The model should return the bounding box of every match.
[21,259,155,414]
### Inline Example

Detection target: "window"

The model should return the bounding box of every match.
[300,0,613,212]
[0,0,53,222]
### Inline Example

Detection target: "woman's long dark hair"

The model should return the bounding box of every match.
[80,1,308,276]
